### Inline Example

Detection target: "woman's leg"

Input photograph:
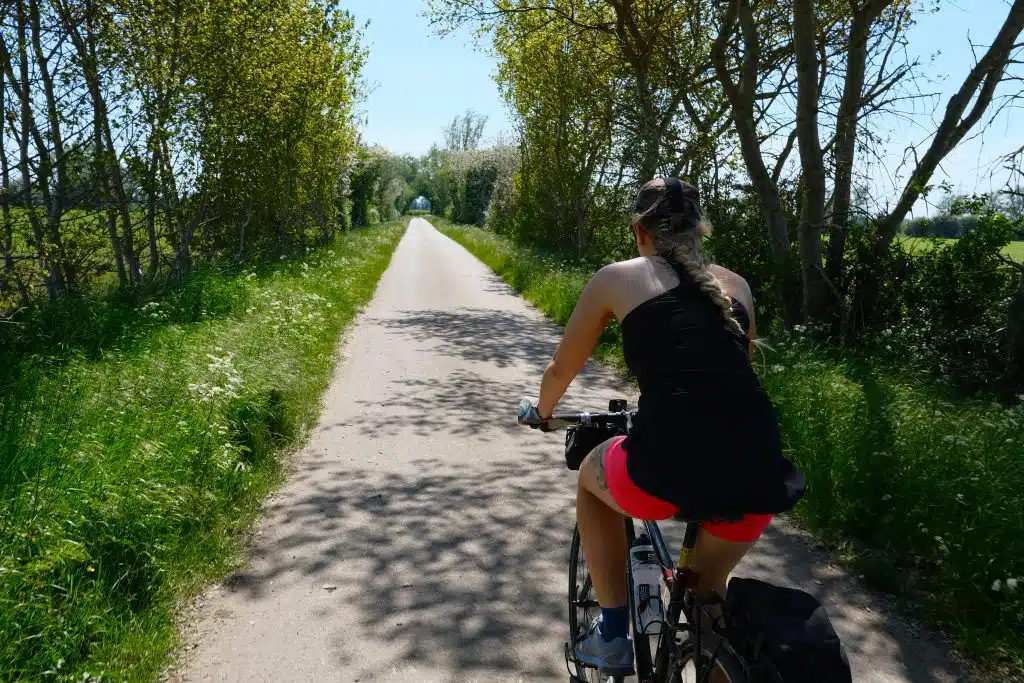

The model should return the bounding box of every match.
[690,533,757,683]
[576,439,631,608]
[573,438,638,672]
[692,531,756,599]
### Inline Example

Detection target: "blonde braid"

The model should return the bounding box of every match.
[649,216,745,337]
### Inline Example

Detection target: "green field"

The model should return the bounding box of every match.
[0,220,406,680]
[900,236,1024,261]
[438,219,1024,676]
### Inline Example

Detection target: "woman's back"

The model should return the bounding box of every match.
[604,256,803,518]
[616,257,759,399]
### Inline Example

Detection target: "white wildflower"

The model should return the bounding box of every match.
[992,579,1002,592]
[1007,577,1019,591]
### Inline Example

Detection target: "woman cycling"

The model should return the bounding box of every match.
[519,178,805,675]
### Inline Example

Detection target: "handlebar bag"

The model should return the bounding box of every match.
[564,424,621,471]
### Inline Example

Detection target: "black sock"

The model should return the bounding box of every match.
[599,605,630,641]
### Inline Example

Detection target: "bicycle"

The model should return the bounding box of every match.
[522,399,750,683]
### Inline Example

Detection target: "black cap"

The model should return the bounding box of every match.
[633,177,702,230]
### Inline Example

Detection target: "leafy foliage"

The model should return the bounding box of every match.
[1,0,367,306]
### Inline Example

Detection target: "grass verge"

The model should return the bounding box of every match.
[436,218,1024,675]
[0,220,406,681]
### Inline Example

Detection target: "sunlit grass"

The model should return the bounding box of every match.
[900,235,1024,262]
[0,220,406,681]
[439,219,1024,672]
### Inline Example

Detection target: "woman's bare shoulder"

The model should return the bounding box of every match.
[594,257,659,281]
[600,256,655,271]
[710,264,753,304]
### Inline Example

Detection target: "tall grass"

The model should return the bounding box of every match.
[438,219,1024,672]
[0,221,405,681]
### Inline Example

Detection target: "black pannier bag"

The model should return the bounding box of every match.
[564,425,621,470]
[725,577,852,683]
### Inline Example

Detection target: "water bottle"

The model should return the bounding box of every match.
[629,534,665,636]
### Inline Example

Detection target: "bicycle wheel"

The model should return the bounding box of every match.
[672,631,748,683]
[569,524,624,683]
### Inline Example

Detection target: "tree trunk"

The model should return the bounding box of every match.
[160,137,192,278]
[792,0,829,322]
[4,3,61,301]
[146,143,160,277]
[89,98,125,286]
[56,0,140,285]
[28,0,74,292]
[828,4,885,294]
[712,0,800,325]
[0,44,28,307]
[94,110,126,286]
[236,197,253,263]
[174,194,206,280]
[92,45,139,286]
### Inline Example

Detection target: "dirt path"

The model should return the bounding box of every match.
[175,218,966,683]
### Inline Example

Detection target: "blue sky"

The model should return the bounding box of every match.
[345,0,1021,215]
[345,0,513,155]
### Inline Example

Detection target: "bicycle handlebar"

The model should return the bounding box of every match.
[517,397,635,431]
[544,410,634,430]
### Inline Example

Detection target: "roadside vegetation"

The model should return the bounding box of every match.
[0,2,419,677]
[0,220,405,680]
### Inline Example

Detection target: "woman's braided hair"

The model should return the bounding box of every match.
[633,178,744,337]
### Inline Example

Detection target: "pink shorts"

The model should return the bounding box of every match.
[603,436,772,543]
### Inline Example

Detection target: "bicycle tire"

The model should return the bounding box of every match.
[672,631,749,683]
[569,524,630,683]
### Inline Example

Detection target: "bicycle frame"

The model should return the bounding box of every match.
[629,517,723,683]
[539,402,730,682]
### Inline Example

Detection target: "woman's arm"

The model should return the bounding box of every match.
[536,268,615,417]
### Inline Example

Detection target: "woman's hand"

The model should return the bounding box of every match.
[517,397,554,432]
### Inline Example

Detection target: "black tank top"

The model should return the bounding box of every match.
[620,259,805,517]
